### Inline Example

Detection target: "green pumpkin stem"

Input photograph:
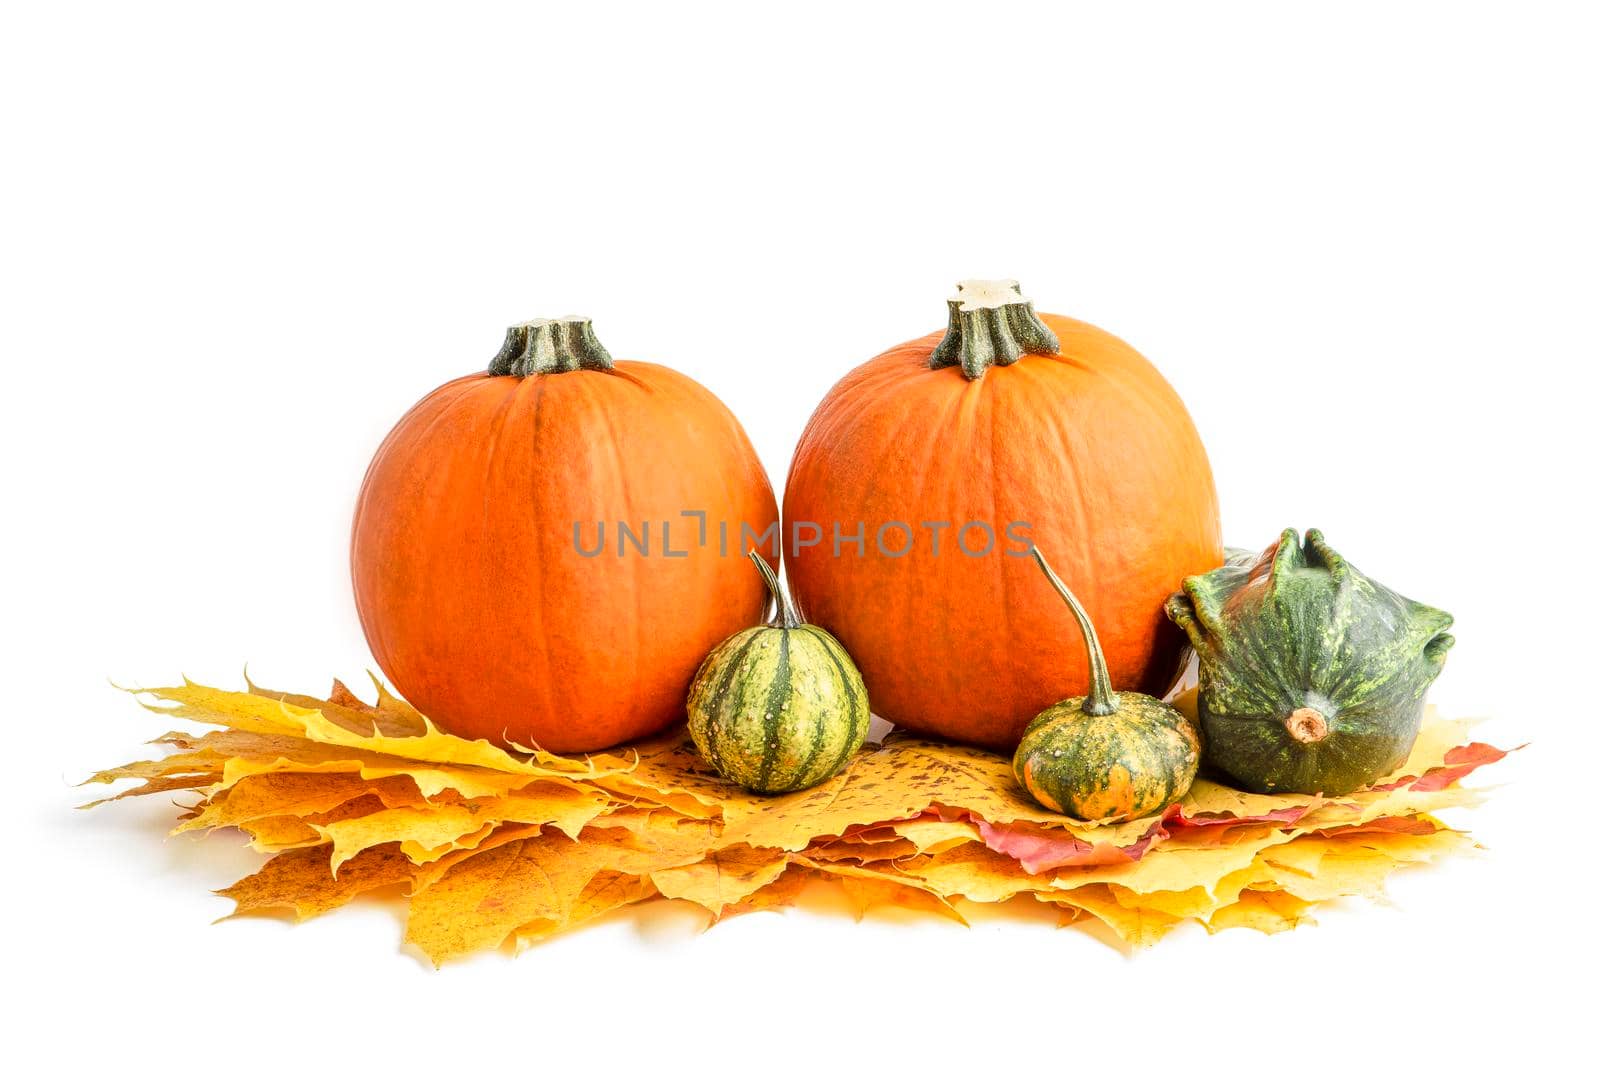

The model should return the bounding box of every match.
[748,550,800,629]
[928,280,1060,380]
[488,316,614,376]
[1031,546,1118,716]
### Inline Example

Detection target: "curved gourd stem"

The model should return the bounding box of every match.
[1031,546,1117,716]
[928,280,1060,380]
[488,316,614,376]
[748,549,799,629]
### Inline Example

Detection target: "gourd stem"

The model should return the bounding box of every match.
[488,316,614,376]
[748,550,799,629]
[1286,706,1329,744]
[928,280,1060,380]
[1031,546,1117,716]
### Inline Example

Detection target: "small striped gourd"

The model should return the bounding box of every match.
[687,551,870,794]
[1013,547,1200,822]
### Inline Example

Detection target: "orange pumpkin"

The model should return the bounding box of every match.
[351,316,779,752]
[783,281,1222,751]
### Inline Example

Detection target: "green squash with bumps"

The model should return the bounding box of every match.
[1013,548,1200,822]
[687,551,870,794]
[1166,528,1454,796]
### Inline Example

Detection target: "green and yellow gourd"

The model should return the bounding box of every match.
[1166,528,1454,796]
[687,551,870,794]
[1013,548,1201,822]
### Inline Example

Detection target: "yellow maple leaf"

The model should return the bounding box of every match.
[1046,884,1184,947]
[245,676,428,739]
[405,819,719,964]
[891,816,984,854]
[1104,851,1293,923]
[650,845,792,915]
[136,680,613,780]
[1204,889,1316,934]
[716,867,813,921]
[889,842,1054,903]
[589,733,743,819]
[511,871,658,952]
[218,843,415,921]
[151,727,539,800]
[87,678,1512,962]
[406,834,614,964]
[79,772,219,808]
[1258,833,1469,901]
[1049,831,1286,896]
[320,781,613,870]
[803,837,923,864]
[793,857,967,925]
[178,772,425,836]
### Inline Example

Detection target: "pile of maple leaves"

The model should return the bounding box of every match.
[83,679,1509,965]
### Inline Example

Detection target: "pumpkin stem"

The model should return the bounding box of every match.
[1030,546,1117,716]
[748,550,800,629]
[928,280,1060,380]
[488,316,614,376]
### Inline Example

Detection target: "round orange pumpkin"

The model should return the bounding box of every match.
[783,281,1222,752]
[351,316,779,753]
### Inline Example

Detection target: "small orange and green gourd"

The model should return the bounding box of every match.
[1013,547,1201,822]
[687,551,870,794]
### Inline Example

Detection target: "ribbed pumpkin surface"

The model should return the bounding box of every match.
[352,363,778,753]
[784,313,1222,751]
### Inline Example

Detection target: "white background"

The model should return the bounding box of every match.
[5,2,1596,1064]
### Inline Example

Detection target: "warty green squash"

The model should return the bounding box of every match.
[1166,528,1454,795]
[1013,547,1200,822]
[686,551,870,794]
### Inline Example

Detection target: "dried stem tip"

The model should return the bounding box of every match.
[489,316,614,376]
[1285,706,1330,744]
[928,279,1059,380]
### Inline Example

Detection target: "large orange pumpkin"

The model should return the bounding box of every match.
[783,281,1222,752]
[352,316,779,752]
